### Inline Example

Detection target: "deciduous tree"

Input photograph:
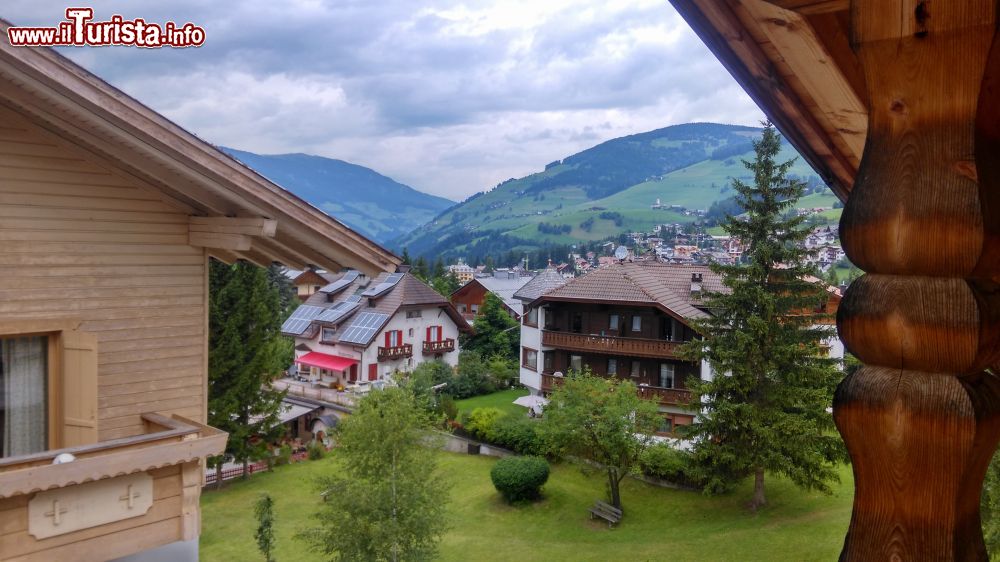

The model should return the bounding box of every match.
[303,388,449,561]
[462,293,518,361]
[539,368,660,510]
[680,123,845,511]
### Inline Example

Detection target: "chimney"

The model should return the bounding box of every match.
[691,272,703,295]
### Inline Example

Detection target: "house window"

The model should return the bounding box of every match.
[408,328,414,337]
[658,417,674,434]
[572,312,583,333]
[608,358,617,376]
[659,363,675,389]
[385,330,402,347]
[458,304,467,313]
[471,304,479,314]
[631,316,642,332]
[543,351,553,372]
[631,360,640,378]
[522,347,538,371]
[1,336,49,458]
[426,325,443,342]
[406,310,422,319]
[609,314,620,331]
[321,327,336,341]
[524,307,538,327]
[569,355,583,373]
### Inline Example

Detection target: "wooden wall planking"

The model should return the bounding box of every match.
[0,104,207,442]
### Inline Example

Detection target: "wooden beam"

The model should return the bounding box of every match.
[765,0,847,15]
[188,232,252,252]
[834,1,1000,559]
[188,216,277,237]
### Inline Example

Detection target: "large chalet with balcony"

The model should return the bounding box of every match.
[517,261,843,433]
[282,269,470,388]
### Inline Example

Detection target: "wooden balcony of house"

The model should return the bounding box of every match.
[423,338,455,354]
[540,372,692,406]
[0,413,226,560]
[272,378,358,408]
[378,343,413,361]
[541,330,683,359]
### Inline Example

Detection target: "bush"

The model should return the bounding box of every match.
[466,407,506,442]
[307,442,325,460]
[491,416,545,456]
[490,456,550,503]
[275,444,293,466]
[440,395,459,421]
[638,443,702,488]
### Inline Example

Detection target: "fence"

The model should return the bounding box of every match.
[204,460,270,485]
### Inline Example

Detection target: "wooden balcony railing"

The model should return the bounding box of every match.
[0,413,226,559]
[540,372,692,406]
[541,330,683,359]
[423,338,455,354]
[378,343,412,361]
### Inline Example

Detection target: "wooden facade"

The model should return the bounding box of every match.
[0,26,399,561]
[669,1,1000,559]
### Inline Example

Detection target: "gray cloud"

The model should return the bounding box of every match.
[5,0,763,200]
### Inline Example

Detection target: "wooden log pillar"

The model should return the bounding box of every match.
[835,1,1000,560]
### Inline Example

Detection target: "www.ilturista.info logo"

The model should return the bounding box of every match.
[6,8,205,48]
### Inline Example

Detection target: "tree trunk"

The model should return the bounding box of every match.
[608,468,622,509]
[242,457,249,480]
[215,462,222,491]
[750,466,766,512]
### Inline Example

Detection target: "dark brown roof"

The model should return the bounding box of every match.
[293,271,469,345]
[514,268,568,302]
[531,262,724,321]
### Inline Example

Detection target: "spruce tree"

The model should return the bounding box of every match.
[208,260,288,484]
[680,123,845,511]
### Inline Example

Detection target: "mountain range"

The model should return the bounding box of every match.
[221,147,453,245]
[393,122,831,261]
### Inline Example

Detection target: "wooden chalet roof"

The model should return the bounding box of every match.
[293,271,470,345]
[668,1,864,199]
[529,262,725,322]
[0,19,399,276]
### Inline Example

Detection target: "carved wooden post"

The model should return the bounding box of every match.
[835,1,1000,560]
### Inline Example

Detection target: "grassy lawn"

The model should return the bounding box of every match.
[201,452,853,561]
[454,387,530,417]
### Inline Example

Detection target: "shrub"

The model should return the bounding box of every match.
[639,443,702,488]
[466,407,506,442]
[440,395,459,421]
[307,442,325,460]
[275,444,293,466]
[490,456,550,503]
[491,416,544,456]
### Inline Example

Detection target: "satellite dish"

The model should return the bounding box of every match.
[614,246,628,261]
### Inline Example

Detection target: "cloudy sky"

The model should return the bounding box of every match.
[6,1,763,201]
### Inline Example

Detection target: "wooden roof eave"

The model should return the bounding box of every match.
[0,23,400,276]
[529,294,703,328]
[669,0,866,200]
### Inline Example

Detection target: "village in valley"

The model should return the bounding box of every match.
[1,2,999,562]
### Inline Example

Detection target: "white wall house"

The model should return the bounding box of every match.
[282,270,470,387]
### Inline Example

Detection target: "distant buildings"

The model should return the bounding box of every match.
[450,272,530,324]
[447,259,476,284]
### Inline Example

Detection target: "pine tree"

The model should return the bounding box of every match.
[412,256,429,281]
[401,247,412,265]
[254,493,276,562]
[431,257,446,279]
[680,123,845,511]
[208,260,288,485]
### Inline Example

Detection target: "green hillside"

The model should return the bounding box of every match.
[395,123,828,261]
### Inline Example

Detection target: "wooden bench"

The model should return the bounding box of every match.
[589,500,622,527]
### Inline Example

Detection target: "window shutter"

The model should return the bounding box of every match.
[426,326,431,341]
[385,332,391,347]
[61,329,98,447]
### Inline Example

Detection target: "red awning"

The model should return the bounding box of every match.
[295,352,358,372]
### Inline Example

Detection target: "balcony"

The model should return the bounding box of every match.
[540,372,692,406]
[541,330,683,359]
[0,413,226,560]
[423,338,455,354]
[378,343,413,361]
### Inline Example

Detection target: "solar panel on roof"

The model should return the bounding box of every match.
[339,312,390,345]
[319,270,360,294]
[281,305,326,335]
[360,272,404,298]
[316,301,361,324]
[345,294,362,303]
